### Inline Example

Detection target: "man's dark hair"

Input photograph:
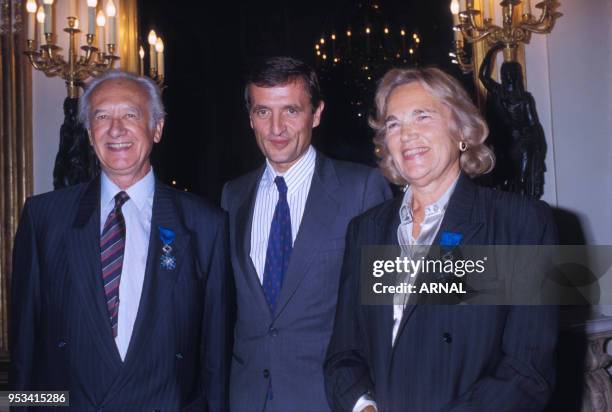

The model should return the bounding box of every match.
[244,56,322,112]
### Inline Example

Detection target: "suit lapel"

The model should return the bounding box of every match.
[431,173,484,246]
[391,173,484,353]
[274,155,340,318]
[125,182,186,362]
[234,167,272,318]
[371,198,402,373]
[67,176,123,368]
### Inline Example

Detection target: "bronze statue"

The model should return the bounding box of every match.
[53,97,99,189]
[479,42,547,199]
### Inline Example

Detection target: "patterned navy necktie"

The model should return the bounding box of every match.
[100,191,130,338]
[262,176,293,313]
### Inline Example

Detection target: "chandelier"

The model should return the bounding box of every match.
[315,1,422,118]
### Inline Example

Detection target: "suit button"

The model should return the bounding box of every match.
[57,340,67,348]
[268,327,278,337]
[263,369,270,379]
[442,332,452,343]
[175,352,183,360]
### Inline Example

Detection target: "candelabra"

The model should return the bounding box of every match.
[25,18,118,97]
[450,0,561,73]
[24,6,119,98]
[140,29,165,88]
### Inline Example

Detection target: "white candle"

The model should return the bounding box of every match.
[99,26,105,50]
[42,0,53,34]
[110,18,116,44]
[450,0,460,25]
[524,0,532,15]
[26,0,37,40]
[483,0,490,19]
[96,11,106,50]
[36,6,46,44]
[68,0,77,17]
[87,0,97,35]
[155,38,164,77]
[106,0,117,44]
[151,45,157,71]
[139,46,145,75]
[147,30,157,72]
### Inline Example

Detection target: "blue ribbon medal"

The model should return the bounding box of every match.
[158,226,176,270]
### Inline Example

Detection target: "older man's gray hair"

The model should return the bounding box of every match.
[78,70,165,130]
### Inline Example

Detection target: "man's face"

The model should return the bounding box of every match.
[384,82,461,189]
[88,79,163,187]
[248,80,324,173]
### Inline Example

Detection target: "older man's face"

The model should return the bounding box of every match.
[88,79,163,188]
[248,80,324,173]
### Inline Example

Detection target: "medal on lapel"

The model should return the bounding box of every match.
[158,226,176,270]
[436,231,464,281]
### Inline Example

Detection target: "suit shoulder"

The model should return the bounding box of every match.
[474,185,553,222]
[351,196,400,227]
[327,158,382,181]
[167,185,225,222]
[24,183,87,216]
[475,185,557,243]
[26,183,86,205]
[223,168,261,197]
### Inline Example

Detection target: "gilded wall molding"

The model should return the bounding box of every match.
[0,0,33,384]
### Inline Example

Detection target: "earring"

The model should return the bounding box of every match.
[459,141,468,152]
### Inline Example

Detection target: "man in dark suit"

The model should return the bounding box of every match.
[221,57,391,412]
[11,71,229,411]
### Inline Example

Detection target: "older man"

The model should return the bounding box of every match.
[10,71,230,411]
[221,57,392,412]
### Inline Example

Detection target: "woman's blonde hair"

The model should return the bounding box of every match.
[370,67,495,185]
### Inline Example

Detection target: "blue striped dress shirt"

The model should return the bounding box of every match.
[250,146,316,283]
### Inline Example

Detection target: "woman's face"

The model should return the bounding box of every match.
[384,82,461,190]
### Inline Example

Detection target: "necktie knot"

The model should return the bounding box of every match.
[274,176,288,198]
[114,191,130,210]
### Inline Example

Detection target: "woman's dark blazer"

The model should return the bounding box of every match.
[325,172,559,412]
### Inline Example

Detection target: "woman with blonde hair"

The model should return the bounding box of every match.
[325,67,558,412]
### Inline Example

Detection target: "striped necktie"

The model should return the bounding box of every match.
[100,191,130,338]
[262,176,292,313]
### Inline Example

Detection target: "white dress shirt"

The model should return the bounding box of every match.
[100,168,154,361]
[353,173,460,412]
[250,145,316,283]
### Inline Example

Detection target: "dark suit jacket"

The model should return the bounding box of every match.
[10,177,230,411]
[325,173,559,412]
[221,153,391,412]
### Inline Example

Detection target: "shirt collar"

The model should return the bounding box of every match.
[101,168,155,212]
[262,145,317,194]
[399,172,460,224]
